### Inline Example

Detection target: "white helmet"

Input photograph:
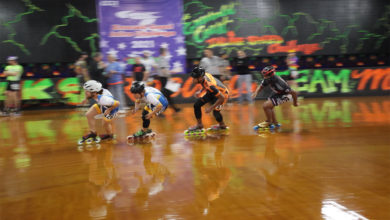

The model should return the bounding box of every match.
[83,80,102,92]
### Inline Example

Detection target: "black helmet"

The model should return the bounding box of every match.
[130,81,145,94]
[190,66,205,78]
[261,66,275,77]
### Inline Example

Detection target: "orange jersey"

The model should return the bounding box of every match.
[200,73,229,97]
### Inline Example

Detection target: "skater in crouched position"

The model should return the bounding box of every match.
[252,66,298,129]
[79,80,120,143]
[130,81,168,138]
[186,66,229,133]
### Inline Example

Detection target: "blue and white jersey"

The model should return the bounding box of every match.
[95,89,119,119]
[144,87,168,110]
[97,89,115,106]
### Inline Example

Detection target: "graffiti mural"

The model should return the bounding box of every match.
[184,0,390,57]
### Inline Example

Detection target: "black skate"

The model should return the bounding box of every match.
[78,132,101,145]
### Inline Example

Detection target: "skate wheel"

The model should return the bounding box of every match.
[253,125,259,131]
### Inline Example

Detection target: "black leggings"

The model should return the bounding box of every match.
[194,93,223,122]
[158,76,178,109]
[142,109,150,128]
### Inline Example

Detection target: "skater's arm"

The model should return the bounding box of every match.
[104,101,120,115]
[289,90,299,106]
[251,85,264,99]
[133,99,141,113]
[205,92,225,113]
[146,104,162,119]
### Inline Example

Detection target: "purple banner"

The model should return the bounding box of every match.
[97,0,186,73]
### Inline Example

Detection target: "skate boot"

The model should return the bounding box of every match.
[184,125,205,136]
[78,131,101,145]
[269,123,281,130]
[207,124,229,132]
[253,121,271,131]
[99,134,115,141]
[127,129,155,141]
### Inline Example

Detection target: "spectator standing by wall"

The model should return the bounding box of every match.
[104,54,126,112]
[132,57,147,82]
[2,56,24,116]
[285,51,299,90]
[88,52,107,87]
[218,51,231,81]
[75,52,90,84]
[156,47,181,112]
[141,51,156,81]
[200,49,221,80]
[235,50,252,104]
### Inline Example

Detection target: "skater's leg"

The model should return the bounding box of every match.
[103,120,113,135]
[213,110,226,127]
[263,100,274,122]
[194,98,206,127]
[86,105,99,132]
[271,108,277,124]
[142,109,151,131]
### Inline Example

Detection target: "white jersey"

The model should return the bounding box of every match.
[141,87,168,108]
[97,89,116,106]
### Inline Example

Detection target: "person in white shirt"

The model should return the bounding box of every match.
[79,80,120,144]
[141,50,157,80]
[130,81,168,138]
[200,49,222,80]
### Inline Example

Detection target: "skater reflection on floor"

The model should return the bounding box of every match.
[257,135,300,201]
[133,143,172,207]
[81,145,121,219]
[192,136,232,216]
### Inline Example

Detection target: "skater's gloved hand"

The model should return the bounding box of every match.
[251,92,258,100]
[104,108,112,116]
[145,113,154,119]
[205,107,213,113]
[194,90,202,98]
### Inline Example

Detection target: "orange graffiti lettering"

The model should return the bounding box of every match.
[351,68,390,90]
[267,40,322,55]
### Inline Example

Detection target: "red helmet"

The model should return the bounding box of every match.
[261,66,275,77]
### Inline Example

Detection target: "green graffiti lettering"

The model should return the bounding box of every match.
[57,77,82,104]
[296,70,310,92]
[323,69,351,93]
[193,17,233,43]
[22,79,53,99]
[0,82,7,100]
[185,3,236,34]
[276,70,290,77]
[309,70,328,93]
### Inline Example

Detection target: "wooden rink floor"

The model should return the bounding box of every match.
[0,96,389,220]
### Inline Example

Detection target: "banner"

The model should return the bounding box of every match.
[0,67,389,106]
[97,0,186,73]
